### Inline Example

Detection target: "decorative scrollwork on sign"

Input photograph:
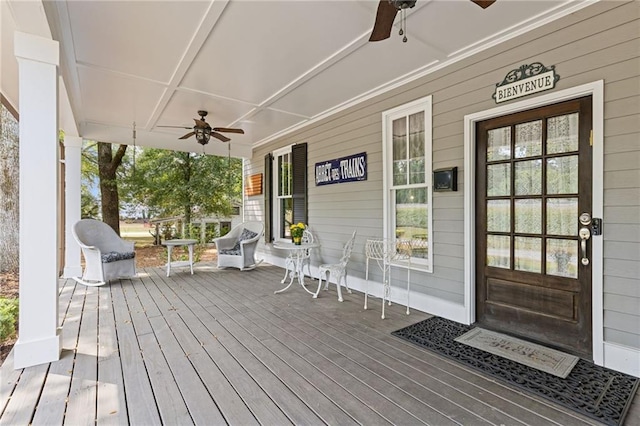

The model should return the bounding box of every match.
[497,62,554,86]
[492,62,560,103]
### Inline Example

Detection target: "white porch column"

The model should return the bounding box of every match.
[13,32,62,369]
[63,135,83,278]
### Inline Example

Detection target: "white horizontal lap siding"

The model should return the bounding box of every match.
[249,1,640,354]
[596,3,640,358]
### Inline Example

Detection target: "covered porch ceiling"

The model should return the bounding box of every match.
[2,0,592,158]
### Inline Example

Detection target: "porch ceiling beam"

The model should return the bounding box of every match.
[146,0,230,132]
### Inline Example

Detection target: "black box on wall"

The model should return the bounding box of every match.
[433,167,458,192]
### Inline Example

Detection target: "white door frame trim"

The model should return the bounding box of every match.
[463,80,604,365]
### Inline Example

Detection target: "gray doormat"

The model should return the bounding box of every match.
[455,327,579,378]
[392,317,639,426]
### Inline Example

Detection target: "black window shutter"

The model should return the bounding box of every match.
[264,153,273,243]
[291,143,308,225]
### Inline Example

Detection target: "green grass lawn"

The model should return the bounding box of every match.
[120,222,155,246]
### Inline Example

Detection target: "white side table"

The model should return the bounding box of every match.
[162,239,198,277]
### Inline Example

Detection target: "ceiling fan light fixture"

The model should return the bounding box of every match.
[159,110,243,146]
[195,126,211,146]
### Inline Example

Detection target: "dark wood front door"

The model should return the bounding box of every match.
[476,96,593,358]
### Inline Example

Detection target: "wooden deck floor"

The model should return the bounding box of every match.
[1,263,638,425]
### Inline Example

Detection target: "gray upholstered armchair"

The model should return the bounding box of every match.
[72,219,137,286]
[213,221,264,271]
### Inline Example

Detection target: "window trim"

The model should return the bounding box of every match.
[271,142,309,242]
[272,145,293,242]
[382,95,434,272]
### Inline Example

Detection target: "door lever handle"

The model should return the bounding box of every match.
[579,227,591,265]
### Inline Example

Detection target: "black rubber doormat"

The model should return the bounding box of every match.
[392,317,639,426]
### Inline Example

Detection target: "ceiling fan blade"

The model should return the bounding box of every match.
[157,125,192,129]
[211,132,231,142]
[213,127,245,134]
[369,0,398,42]
[194,118,208,127]
[471,0,496,9]
[179,131,195,140]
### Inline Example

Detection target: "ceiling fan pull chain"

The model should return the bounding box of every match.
[402,8,408,42]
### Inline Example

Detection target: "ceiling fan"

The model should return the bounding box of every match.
[159,110,244,146]
[369,0,496,42]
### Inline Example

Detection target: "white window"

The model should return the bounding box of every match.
[273,145,293,240]
[382,96,433,272]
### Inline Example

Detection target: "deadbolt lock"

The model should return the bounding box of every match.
[579,212,592,226]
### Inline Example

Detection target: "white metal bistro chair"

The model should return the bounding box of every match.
[313,230,357,302]
[364,238,412,319]
[72,219,137,286]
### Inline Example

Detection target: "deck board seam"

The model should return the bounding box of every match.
[175,266,444,422]
[145,265,324,426]
[196,264,593,426]
[180,269,424,425]
[185,267,473,426]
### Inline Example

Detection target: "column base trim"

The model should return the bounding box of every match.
[604,342,640,378]
[13,331,61,369]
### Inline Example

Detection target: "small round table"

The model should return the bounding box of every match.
[162,239,198,277]
[273,241,320,295]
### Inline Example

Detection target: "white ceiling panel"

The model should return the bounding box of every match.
[248,108,308,142]
[66,1,208,82]
[77,66,166,129]
[157,89,256,130]
[407,0,565,54]
[271,36,440,117]
[180,0,373,104]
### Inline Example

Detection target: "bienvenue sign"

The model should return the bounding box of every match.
[315,152,367,186]
[493,62,560,104]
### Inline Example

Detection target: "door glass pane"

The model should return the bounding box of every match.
[487,235,510,269]
[515,120,542,158]
[487,200,510,232]
[547,155,578,194]
[547,238,578,278]
[409,112,425,184]
[395,188,428,260]
[547,113,579,154]
[487,127,511,161]
[487,163,510,196]
[515,236,541,273]
[515,159,542,195]
[393,117,407,185]
[547,198,578,236]
[515,199,541,234]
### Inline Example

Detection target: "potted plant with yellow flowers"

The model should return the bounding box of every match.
[290,222,306,245]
